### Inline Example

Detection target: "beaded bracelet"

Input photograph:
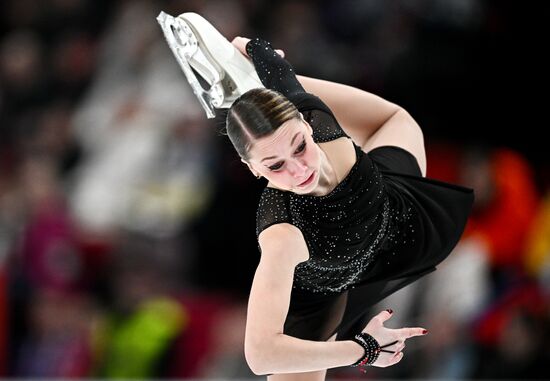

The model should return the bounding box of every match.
[350,332,381,368]
[350,333,399,372]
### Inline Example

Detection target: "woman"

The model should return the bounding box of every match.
[160,12,474,379]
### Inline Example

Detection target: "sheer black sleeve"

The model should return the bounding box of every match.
[256,188,294,239]
[246,37,349,143]
[245,37,305,97]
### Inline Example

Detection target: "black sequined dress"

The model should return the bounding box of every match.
[246,38,474,342]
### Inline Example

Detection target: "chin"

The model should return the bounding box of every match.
[293,183,314,194]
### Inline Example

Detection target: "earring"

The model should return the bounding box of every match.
[256,174,261,179]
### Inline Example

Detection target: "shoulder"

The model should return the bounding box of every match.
[256,187,293,238]
[258,185,288,202]
[258,223,309,265]
[318,136,356,158]
[257,187,288,215]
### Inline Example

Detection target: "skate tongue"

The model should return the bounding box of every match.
[157,11,217,118]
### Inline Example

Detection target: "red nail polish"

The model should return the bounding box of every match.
[386,308,393,314]
[422,329,428,334]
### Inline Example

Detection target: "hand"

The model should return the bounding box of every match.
[360,309,427,368]
[231,36,285,58]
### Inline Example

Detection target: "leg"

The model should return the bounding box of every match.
[157,12,264,118]
[361,109,427,177]
[266,333,337,381]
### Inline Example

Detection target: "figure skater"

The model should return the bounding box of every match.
[157,12,474,379]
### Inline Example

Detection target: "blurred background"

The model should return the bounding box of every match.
[0,0,548,379]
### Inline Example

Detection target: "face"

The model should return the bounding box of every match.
[245,117,320,194]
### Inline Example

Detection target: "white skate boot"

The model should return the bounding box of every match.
[157,11,264,118]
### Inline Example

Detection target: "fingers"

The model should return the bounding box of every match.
[396,341,405,352]
[231,36,250,56]
[375,309,394,323]
[380,340,405,354]
[396,327,428,338]
[232,36,285,58]
[391,351,404,365]
[231,36,250,44]
[378,349,404,368]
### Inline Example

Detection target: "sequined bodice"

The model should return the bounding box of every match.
[257,143,396,293]
[248,38,409,294]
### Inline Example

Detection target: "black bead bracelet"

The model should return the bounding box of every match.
[350,332,381,367]
[350,332,401,372]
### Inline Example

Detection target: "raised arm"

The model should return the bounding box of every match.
[296,75,402,147]
[296,75,426,175]
[232,37,405,148]
[232,36,426,173]
[245,223,363,375]
[243,37,305,98]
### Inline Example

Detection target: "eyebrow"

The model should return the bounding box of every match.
[260,132,303,163]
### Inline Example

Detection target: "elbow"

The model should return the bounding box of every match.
[245,351,265,375]
[397,108,419,125]
[401,107,414,116]
[245,339,272,375]
[246,360,268,376]
[394,106,408,118]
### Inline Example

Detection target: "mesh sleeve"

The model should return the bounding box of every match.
[246,38,349,143]
[245,37,305,97]
[287,92,350,143]
[256,189,295,239]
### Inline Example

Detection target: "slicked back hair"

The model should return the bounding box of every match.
[226,88,301,161]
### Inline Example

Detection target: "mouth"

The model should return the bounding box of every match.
[298,171,315,187]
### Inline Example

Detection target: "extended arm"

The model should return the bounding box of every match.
[245,224,363,375]
[246,223,426,374]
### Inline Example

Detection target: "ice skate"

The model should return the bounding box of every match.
[157,11,264,118]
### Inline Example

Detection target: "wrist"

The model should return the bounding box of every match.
[349,332,381,367]
[347,339,366,366]
[245,37,260,57]
[245,37,271,57]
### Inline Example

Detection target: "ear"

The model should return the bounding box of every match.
[301,115,313,135]
[241,158,260,177]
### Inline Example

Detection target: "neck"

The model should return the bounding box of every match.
[306,149,339,196]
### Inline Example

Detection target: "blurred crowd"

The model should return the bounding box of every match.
[0,0,548,379]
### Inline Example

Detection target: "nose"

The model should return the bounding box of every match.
[289,160,308,178]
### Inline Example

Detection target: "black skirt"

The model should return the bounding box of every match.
[283,145,474,342]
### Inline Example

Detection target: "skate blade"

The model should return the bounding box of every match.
[157,11,223,118]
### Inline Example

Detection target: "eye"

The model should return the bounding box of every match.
[267,140,306,172]
[269,162,283,171]
[295,140,306,154]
